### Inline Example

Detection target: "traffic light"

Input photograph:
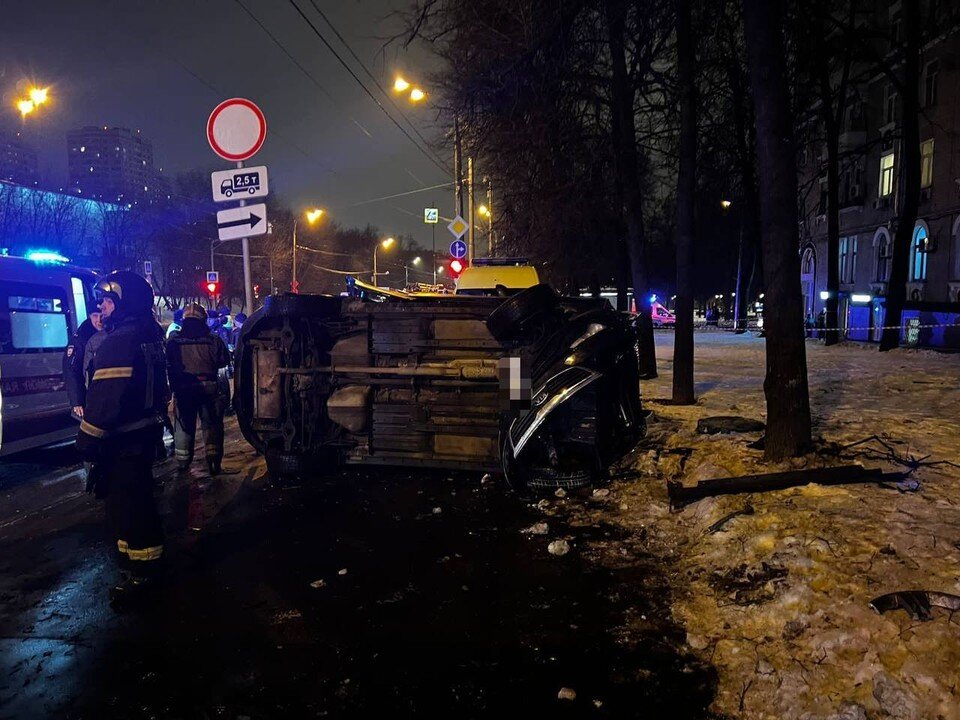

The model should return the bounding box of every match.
[205,280,220,296]
[449,258,466,278]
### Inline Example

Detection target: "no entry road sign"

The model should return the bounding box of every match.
[207,98,267,162]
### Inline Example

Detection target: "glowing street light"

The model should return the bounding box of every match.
[409,87,426,102]
[393,77,410,93]
[17,99,34,117]
[720,199,732,210]
[373,237,396,287]
[292,207,326,293]
[28,87,49,106]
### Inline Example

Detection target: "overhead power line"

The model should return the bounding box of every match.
[347,181,453,207]
[287,0,452,178]
[305,0,449,172]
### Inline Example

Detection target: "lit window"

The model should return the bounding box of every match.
[911,225,928,282]
[920,139,934,189]
[879,152,895,197]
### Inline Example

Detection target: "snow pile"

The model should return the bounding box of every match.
[578,333,960,719]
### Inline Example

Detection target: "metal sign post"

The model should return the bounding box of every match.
[207,98,267,313]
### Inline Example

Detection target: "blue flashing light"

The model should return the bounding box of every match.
[25,250,71,264]
[650,294,658,303]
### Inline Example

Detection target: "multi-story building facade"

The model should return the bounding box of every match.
[799,3,960,348]
[66,126,167,205]
[0,132,39,185]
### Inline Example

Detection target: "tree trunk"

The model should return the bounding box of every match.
[606,0,657,378]
[672,0,697,403]
[879,0,921,352]
[823,115,841,345]
[742,0,812,459]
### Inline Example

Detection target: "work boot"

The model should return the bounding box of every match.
[207,459,221,476]
[109,574,157,611]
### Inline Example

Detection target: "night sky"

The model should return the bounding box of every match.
[0,0,452,243]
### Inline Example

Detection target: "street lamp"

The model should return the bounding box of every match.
[393,76,410,93]
[405,256,422,286]
[373,237,395,287]
[720,199,732,210]
[292,207,325,293]
[28,87,49,106]
[409,88,426,102]
[16,100,34,118]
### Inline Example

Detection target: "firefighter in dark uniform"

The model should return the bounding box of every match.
[75,271,169,606]
[167,303,229,475]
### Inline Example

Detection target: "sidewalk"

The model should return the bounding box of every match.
[571,332,960,719]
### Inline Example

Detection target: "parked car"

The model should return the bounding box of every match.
[233,281,644,491]
[0,254,98,455]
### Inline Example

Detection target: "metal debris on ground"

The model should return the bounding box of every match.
[869,591,960,621]
[696,416,766,435]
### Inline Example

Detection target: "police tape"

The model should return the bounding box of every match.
[673,319,960,333]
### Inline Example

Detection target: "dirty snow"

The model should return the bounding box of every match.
[575,331,960,719]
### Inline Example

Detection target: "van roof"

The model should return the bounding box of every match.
[0,254,98,278]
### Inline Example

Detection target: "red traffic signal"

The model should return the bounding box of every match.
[205,281,220,295]
[449,258,466,277]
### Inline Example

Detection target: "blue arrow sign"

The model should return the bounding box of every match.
[450,239,467,259]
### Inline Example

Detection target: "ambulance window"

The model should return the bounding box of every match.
[71,276,88,325]
[0,283,69,353]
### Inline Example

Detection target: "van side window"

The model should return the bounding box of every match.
[71,276,89,326]
[0,282,69,353]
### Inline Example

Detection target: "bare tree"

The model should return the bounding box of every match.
[672,0,697,403]
[742,0,812,459]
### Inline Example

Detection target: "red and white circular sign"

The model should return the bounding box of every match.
[206,98,267,162]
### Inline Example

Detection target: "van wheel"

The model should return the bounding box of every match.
[486,284,558,342]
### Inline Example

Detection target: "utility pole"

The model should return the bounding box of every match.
[432,223,437,284]
[291,219,299,293]
[467,156,475,263]
[453,116,464,219]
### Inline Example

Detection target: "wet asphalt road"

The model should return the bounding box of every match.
[0,424,714,719]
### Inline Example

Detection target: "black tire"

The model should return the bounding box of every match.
[486,284,559,342]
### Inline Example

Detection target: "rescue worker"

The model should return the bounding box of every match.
[75,271,169,607]
[167,303,229,475]
[63,311,103,418]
